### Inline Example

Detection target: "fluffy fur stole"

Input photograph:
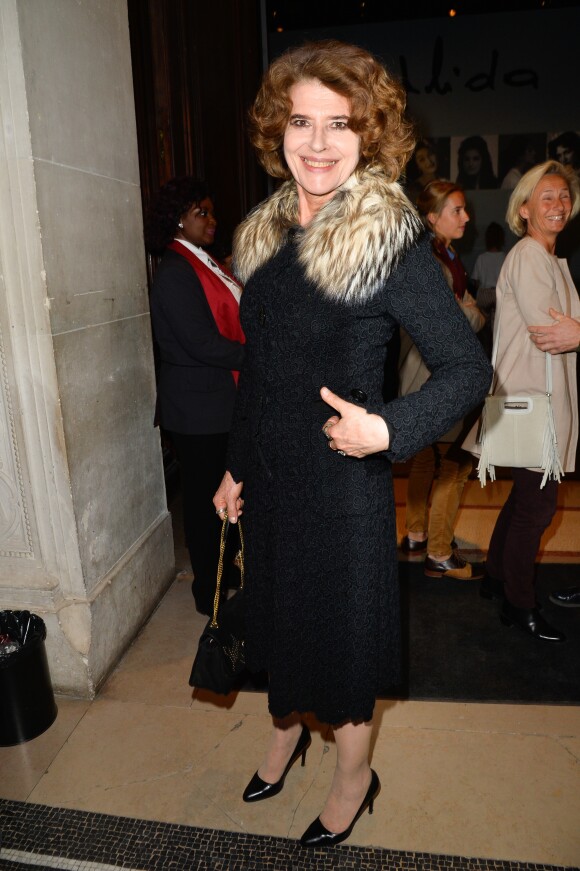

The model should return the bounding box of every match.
[233,165,423,305]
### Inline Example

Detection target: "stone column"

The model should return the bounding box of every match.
[0,0,174,696]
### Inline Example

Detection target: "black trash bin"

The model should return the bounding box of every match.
[0,610,58,746]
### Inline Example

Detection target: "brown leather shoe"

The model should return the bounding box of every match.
[424,552,485,580]
[400,535,428,554]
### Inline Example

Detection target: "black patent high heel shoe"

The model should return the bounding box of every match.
[300,769,381,848]
[243,725,311,802]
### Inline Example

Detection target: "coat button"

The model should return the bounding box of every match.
[350,388,367,403]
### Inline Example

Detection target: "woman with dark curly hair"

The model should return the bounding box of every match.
[212,40,491,846]
[145,177,244,616]
[456,135,498,190]
[405,138,441,202]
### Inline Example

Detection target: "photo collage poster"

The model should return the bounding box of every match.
[404,131,580,204]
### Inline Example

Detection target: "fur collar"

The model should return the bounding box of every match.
[233,165,423,305]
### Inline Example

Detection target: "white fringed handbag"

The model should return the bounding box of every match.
[476,306,563,489]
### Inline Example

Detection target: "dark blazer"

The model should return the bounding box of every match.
[150,249,244,434]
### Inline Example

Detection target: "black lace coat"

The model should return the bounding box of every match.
[227,233,491,725]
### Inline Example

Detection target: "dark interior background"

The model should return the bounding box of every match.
[127,0,580,476]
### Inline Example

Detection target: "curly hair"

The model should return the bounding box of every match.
[249,40,415,182]
[144,177,209,254]
[506,160,580,237]
[416,180,464,231]
[406,138,437,182]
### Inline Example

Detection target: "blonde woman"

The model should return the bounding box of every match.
[476,161,580,641]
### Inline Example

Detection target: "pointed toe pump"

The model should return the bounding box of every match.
[300,769,381,848]
[242,725,311,802]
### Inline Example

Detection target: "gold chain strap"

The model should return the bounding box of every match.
[210,515,244,628]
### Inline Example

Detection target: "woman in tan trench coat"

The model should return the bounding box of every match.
[471,160,580,642]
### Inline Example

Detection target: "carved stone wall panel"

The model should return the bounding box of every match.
[0,320,33,558]
[0,1,86,596]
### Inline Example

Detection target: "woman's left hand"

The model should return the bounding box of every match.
[320,387,390,458]
[528,307,580,353]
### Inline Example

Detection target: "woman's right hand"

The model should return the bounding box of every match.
[213,471,244,523]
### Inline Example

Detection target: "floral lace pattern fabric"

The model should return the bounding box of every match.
[227,235,491,724]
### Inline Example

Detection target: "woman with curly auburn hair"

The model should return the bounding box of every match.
[213,40,491,847]
[249,39,415,182]
[146,177,245,616]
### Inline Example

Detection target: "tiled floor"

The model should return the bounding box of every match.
[1,477,579,868]
[0,800,573,871]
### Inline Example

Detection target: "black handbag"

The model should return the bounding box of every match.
[189,517,245,694]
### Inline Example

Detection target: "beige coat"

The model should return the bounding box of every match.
[399,248,485,441]
[463,236,579,472]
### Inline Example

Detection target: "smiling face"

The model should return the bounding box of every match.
[283,79,361,225]
[177,197,216,247]
[519,174,572,250]
[429,191,469,247]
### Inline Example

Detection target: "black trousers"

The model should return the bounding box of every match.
[486,468,558,609]
[167,431,236,611]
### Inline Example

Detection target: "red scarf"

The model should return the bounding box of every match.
[169,241,245,384]
[432,237,468,300]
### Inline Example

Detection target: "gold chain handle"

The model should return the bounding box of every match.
[210,514,244,628]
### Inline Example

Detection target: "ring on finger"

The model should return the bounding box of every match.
[337,450,346,457]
